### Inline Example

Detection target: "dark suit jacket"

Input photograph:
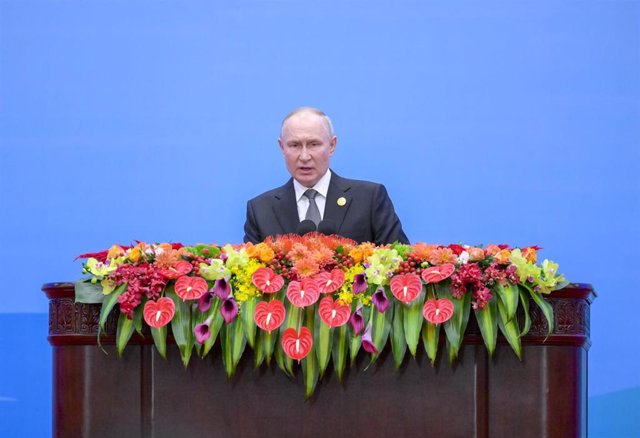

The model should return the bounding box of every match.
[243,172,409,245]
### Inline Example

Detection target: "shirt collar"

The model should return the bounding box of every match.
[293,169,332,202]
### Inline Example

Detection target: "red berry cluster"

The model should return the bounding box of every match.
[397,253,426,275]
[327,253,355,271]
[182,255,207,276]
[268,251,294,281]
[111,263,167,318]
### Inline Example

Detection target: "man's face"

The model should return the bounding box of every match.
[279,112,337,188]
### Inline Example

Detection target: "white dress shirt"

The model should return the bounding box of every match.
[292,169,332,222]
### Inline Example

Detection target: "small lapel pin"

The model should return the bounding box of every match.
[337,197,347,207]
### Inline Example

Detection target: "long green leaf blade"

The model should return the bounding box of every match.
[497,298,522,359]
[421,321,440,366]
[150,326,167,358]
[166,288,194,367]
[99,284,126,329]
[519,289,532,336]
[403,288,426,357]
[314,314,333,378]
[529,290,554,337]
[302,307,319,398]
[241,298,257,348]
[474,298,498,356]
[116,312,135,357]
[390,302,407,369]
[331,324,348,382]
[495,284,519,322]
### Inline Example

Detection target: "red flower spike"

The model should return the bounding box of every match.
[390,273,423,303]
[318,296,351,328]
[252,267,285,293]
[254,300,286,333]
[160,260,193,280]
[421,263,456,284]
[286,279,320,308]
[143,297,175,328]
[281,327,313,361]
[175,276,208,301]
[422,298,455,324]
[315,269,345,294]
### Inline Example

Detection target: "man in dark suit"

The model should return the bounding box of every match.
[243,108,408,245]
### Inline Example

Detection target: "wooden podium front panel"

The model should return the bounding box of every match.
[149,347,485,438]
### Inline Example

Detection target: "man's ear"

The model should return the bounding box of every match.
[329,136,337,156]
[278,137,284,153]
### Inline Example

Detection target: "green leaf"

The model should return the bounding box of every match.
[497,298,522,359]
[474,298,498,356]
[421,321,440,366]
[150,325,167,358]
[494,284,519,322]
[314,314,333,378]
[202,301,224,357]
[254,331,265,368]
[241,298,257,348]
[438,283,471,363]
[133,300,144,335]
[99,284,126,330]
[529,289,554,337]
[116,312,135,357]
[403,288,426,357]
[263,329,279,366]
[331,324,348,382]
[302,307,319,398]
[74,280,104,304]
[368,301,393,365]
[390,302,407,369]
[221,318,247,378]
[349,334,362,365]
[275,301,300,377]
[166,288,194,367]
[519,289,531,336]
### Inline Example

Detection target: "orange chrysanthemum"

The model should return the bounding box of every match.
[522,247,537,264]
[349,243,375,264]
[410,243,440,261]
[155,248,180,269]
[427,247,458,265]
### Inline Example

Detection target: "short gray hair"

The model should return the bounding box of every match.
[281,107,335,137]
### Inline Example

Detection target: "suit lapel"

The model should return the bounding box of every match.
[324,171,352,233]
[272,179,300,234]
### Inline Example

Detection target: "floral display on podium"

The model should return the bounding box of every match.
[77,234,568,396]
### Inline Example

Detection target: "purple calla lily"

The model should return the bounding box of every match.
[194,320,211,344]
[353,273,367,294]
[198,292,215,313]
[220,297,239,324]
[213,278,232,299]
[350,303,364,334]
[372,287,390,313]
[362,323,379,354]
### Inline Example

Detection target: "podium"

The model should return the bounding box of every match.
[44,282,594,438]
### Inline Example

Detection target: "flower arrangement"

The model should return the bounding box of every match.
[77,235,568,396]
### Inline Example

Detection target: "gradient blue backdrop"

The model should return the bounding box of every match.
[1,1,638,437]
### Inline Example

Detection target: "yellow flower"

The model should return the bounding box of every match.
[101,278,116,295]
[128,247,142,263]
[337,291,353,306]
[107,245,125,259]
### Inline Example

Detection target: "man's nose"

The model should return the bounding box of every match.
[299,146,311,160]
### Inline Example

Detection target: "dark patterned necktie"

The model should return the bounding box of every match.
[304,189,321,226]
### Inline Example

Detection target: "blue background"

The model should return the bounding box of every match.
[1,1,638,436]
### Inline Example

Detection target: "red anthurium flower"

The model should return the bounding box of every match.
[252,267,285,293]
[254,300,286,333]
[421,263,456,284]
[175,276,208,301]
[422,298,454,325]
[281,327,313,361]
[286,279,320,308]
[318,296,351,328]
[390,273,423,303]
[159,260,192,279]
[143,297,175,328]
[314,269,345,294]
